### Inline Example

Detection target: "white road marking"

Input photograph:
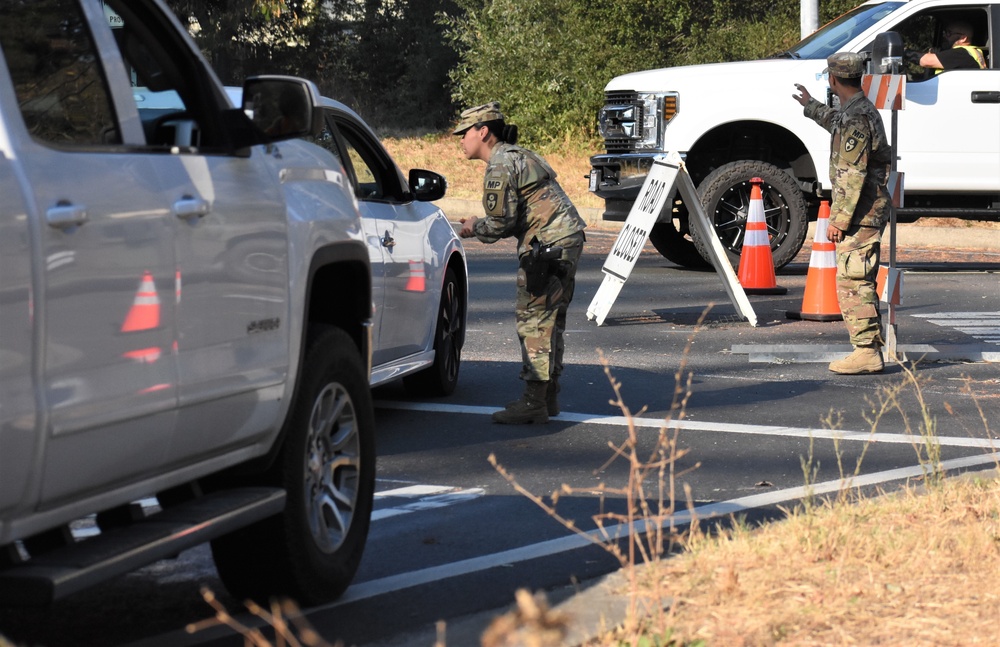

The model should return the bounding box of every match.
[373,485,486,521]
[329,450,1000,606]
[375,401,1000,448]
[914,312,1000,345]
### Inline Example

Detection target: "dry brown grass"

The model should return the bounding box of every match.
[381,134,604,210]
[596,475,1000,646]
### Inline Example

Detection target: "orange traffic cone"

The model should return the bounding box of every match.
[737,177,786,295]
[121,271,161,332]
[786,200,842,321]
[404,259,426,292]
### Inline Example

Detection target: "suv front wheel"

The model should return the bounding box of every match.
[692,160,808,270]
[211,326,376,606]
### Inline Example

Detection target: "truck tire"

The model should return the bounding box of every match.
[692,160,808,270]
[647,221,712,270]
[403,266,465,396]
[211,326,375,606]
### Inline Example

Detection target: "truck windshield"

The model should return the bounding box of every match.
[789,2,904,59]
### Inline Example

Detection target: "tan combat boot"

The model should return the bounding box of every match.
[828,346,884,374]
[493,381,549,424]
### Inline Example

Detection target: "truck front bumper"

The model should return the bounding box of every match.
[588,153,661,221]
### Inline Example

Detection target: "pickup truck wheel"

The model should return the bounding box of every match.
[647,221,712,269]
[403,266,465,396]
[693,160,807,270]
[211,326,375,606]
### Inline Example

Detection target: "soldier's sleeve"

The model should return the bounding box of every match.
[473,160,520,243]
[803,98,836,133]
[829,115,871,229]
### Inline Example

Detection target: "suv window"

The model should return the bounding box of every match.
[0,0,120,146]
[319,114,404,202]
[790,2,904,59]
[102,0,228,150]
[893,7,992,80]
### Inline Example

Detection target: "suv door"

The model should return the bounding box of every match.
[889,4,1000,192]
[320,111,437,364]
[0,0,179,503]
[99,0,293,460]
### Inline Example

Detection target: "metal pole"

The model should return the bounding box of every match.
[801,0,819,39]
[886,111,898,359]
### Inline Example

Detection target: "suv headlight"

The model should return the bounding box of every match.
[598,92,678,151]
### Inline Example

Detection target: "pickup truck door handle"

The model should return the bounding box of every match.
[381,230,396,249]
[46,202,88,229]
[971,91,1000,104]
[173,196,211,220]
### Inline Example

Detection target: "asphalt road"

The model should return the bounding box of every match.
[2,229,998,647]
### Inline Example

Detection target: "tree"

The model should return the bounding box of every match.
[168,0,458,130]
[443,0,693,146]
[166,0,301,82]
[443,0,868,146]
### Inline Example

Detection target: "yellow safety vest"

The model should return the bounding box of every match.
[934,45,987,74]
[957,45,988,69]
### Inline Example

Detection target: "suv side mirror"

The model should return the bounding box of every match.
[872,32,904,74]
[242,76,325,142]
[409,169,447,202]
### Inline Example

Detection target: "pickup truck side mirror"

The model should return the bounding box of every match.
[241,76,325,143]
[872,32,904,74]
[409,169,447,202]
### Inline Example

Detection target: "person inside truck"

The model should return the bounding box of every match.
[905,20,987,71]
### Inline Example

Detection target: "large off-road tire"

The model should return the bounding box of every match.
[211,326,375,606]
[403,266,465,397]
[691,160,808,270]
[647,220,712,270]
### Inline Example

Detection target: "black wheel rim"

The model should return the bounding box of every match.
[712,179,792,257]
[438,278,462,383]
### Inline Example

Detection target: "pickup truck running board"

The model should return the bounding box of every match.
[0,487,285,606]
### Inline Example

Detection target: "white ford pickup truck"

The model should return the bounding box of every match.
[0,0,377,606]
[589,0,1000,269]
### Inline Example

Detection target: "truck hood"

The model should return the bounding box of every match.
[605,58,827,92]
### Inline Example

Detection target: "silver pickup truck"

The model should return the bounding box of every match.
[0,0,376,606]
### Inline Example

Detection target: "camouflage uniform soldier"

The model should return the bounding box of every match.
[793,52,892,374]
[455,102,587,423]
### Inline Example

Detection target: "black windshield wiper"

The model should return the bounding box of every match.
[768,50,801,59]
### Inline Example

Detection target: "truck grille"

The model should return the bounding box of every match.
[600,91,641,153]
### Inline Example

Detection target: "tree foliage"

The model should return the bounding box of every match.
[166,0,868,139]
[167,0,459,131]
[441,0,694,147]
[443,0,866,147]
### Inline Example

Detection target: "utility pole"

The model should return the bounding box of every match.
[801,0,819,39]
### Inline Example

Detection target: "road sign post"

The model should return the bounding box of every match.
[863,69,905,360]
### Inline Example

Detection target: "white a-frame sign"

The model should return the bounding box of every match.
[587,153,758,327]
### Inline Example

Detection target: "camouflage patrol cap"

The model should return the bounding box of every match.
[825,52,865,78]
[452,101,504,135]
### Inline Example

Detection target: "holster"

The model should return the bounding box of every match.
[519,239,565,297]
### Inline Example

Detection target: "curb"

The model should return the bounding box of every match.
[435,197,1000,250]
[365,568,632,647]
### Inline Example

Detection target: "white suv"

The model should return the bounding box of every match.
[590,0,1000,269]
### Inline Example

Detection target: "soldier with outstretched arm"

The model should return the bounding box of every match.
[792,52,892,374]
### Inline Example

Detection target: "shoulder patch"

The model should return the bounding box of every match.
[485,192,499,214]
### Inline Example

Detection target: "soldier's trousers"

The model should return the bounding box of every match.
[515,232,585,382]
[836,225,883,348]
